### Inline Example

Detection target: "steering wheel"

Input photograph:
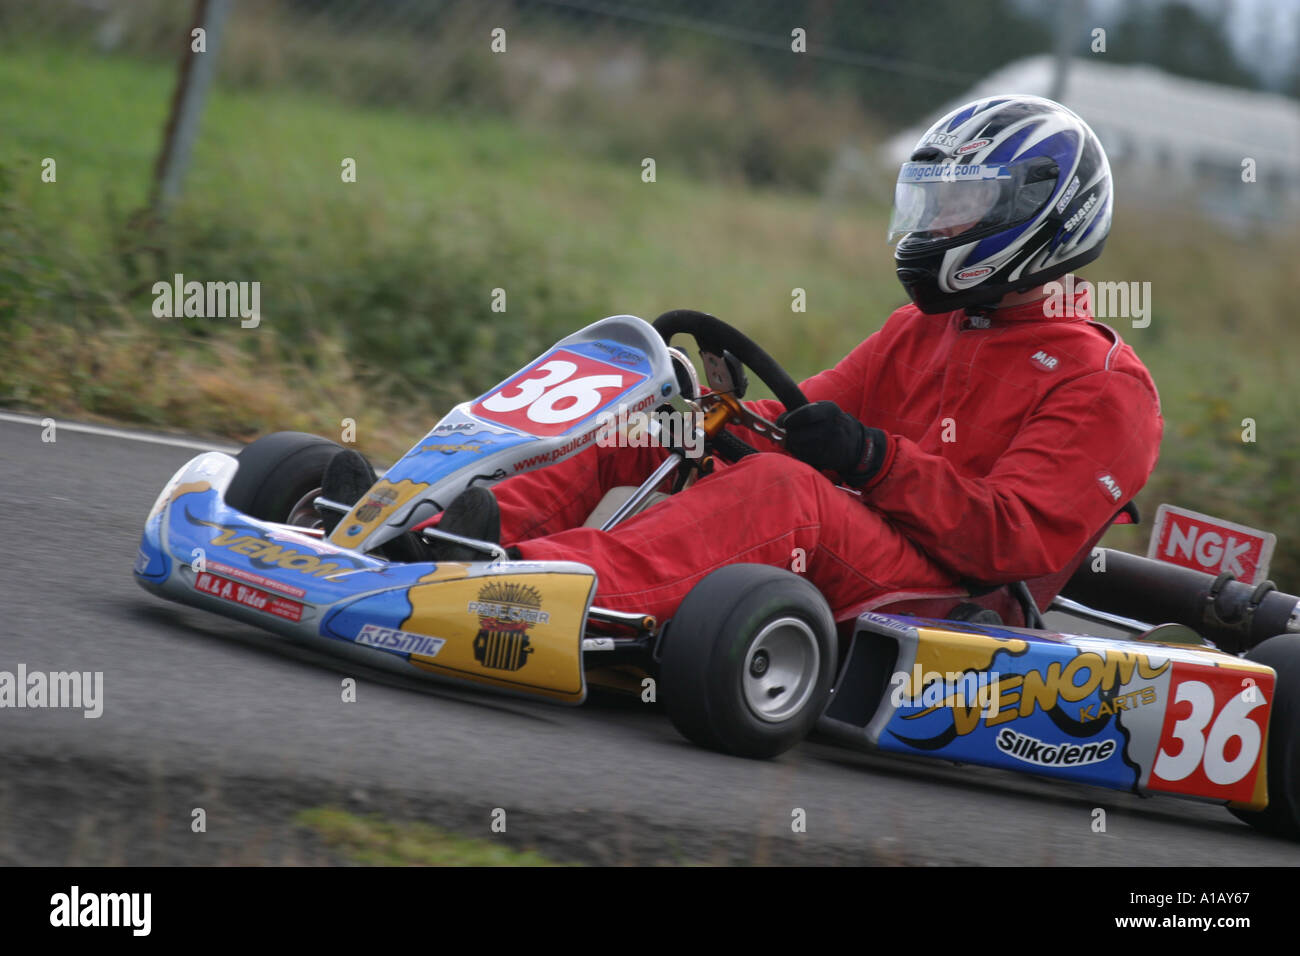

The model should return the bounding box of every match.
[653,309,809,462]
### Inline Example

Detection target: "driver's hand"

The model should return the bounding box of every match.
[776,401,888,487]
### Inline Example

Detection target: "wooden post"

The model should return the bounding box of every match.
[150,0,233,215]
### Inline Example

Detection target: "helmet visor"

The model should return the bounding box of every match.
[887,161,1055,245]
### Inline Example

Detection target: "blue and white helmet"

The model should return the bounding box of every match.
[889,94,1112,314]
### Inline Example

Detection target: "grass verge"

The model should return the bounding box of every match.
[294,806,562,866]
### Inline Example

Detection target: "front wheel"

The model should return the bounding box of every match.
[659,564,836,759]
[224,431,343,528]
[1229,634,1300,839]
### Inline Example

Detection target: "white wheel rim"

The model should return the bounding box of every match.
[741,616,821,723]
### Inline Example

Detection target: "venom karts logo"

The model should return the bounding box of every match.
[891,647,1171,748]
[467,582,549,671]
[186,511,371,576]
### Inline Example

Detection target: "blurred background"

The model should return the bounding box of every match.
[1,0,1298,577]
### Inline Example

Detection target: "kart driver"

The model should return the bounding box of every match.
[327,94,1163,623]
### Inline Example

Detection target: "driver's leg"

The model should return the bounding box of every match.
[510,451,955,621]
[492,439,671,542]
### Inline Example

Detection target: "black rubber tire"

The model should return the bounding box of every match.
[224,431,343,524]
[659,564,836,759]
[1228,634,1300,839]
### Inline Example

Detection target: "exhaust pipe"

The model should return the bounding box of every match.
[1062,548,1300,652]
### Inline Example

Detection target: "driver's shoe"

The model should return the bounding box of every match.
[319,449,378,534]
[421,486,502,562]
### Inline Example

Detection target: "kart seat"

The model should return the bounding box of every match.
[836,501,1140,628]
[583,486,671,528]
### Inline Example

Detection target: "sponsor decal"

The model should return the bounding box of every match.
[1147,503,1276,584]
[956,265,994,281]
[921,131,959,148]
[1063,191,1098,232]
[485,561,547,573]
[587,340,644,366]
[996,728,1117,767]
[467,582,548,671]
[1096,471,1123,503]
[329,478,430,548]
[356,623,445,658]
[955,138,992,155]
[430,420,511,438]
[433,421,478,434]
[895,648,1170,742]
[355,486,399,523]
[1079,685,1157,722]
[206,559,306,598]
[188,513,370,577]
[194,571,304,622]
[419,441,488,455]
[856,611,916,634]
[898,162,1011,182]
[1055,175,1081,214]
[1030,349,1059,371]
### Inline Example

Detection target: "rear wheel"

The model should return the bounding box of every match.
[1229,634,1300,839]
[224,431,343,529]
[660,564,835,759]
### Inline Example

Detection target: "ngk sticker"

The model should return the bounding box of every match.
[1148,504,1276,584]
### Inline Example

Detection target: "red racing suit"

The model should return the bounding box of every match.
[495,293,1163,622]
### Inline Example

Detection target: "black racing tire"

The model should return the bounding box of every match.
[224,431,343,526]
[1228,634,1300,839]
[660,564,836,759]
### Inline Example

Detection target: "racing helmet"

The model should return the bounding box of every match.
[889,94,1112,314]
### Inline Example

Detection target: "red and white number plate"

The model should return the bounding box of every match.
[470,349,641,437]
[1148,662,1273,803]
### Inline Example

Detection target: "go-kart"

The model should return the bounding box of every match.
[134,310,1300,839]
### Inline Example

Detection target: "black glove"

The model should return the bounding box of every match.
[777,400,888,487]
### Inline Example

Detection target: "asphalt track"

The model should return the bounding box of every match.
[2,414,1298,866]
